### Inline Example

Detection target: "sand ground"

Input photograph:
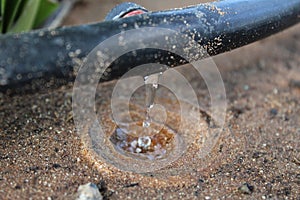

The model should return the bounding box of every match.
[0,1,299,199]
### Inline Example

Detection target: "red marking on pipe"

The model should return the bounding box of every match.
[122,10,146,18]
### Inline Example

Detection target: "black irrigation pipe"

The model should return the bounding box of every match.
[0,0,299,88]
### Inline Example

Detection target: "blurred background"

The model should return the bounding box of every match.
[0,0,211,34]
[63,0,211,25]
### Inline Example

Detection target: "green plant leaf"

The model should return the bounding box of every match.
[0,2,1,29]
[1,0,25,33]
[0,0,6,33]
[5,0,22,32]
[1,0,5,16]
[34,0,59,28]
[9,0,40,33]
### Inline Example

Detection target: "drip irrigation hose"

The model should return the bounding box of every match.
[0,0,299,88]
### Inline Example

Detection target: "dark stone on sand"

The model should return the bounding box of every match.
[238,183,254,195]
[52,163,61,168]
[289,79,300,88]
[269,108,278,116]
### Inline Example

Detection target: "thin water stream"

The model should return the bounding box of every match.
[110,71,180,160]
[142,72,162,128]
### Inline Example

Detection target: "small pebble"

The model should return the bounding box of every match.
[243,85,249,91]
[289,79,300,89]
[76,182,103,200]
[269,108,278,116]
[52,163,61,168]
[238,183,254,194]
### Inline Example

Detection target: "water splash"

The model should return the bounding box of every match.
[110,121,176,160]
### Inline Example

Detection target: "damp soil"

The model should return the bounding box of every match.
[0,1,300,199]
